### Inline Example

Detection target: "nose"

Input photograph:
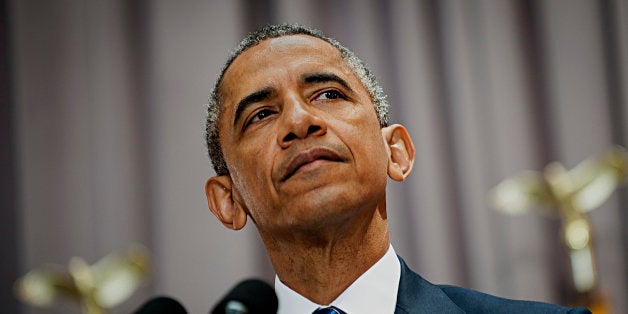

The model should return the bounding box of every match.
[277,94,327,148]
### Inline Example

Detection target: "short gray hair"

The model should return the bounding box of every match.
[205,24,389,176]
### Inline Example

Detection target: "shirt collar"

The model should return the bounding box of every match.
[275,245,401,314]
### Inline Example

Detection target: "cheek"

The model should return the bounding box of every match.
[224,130,273,179]
[229,150,268,192]
[356,123,389,172]
[225,143,276,208]
[332,124,388,186]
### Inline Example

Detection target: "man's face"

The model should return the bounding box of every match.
[217,35,390,236]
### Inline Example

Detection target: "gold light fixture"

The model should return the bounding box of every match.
[491,145,627,313]
[15,244,150,314]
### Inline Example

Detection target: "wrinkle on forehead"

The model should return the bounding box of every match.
[220,34,347,101]
[244,35,343,68]
[266,34,330,51]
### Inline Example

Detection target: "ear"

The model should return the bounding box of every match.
[382,124,415,181]
[205,175,248,230]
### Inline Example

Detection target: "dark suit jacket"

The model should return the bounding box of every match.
[395,257,591,314]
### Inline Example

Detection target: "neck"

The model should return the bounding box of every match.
[261,202,389,305]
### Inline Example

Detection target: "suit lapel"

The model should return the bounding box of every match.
[395,257,465,314]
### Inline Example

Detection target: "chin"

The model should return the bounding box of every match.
[292,190,379,223]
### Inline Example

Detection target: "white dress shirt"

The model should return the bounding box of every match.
[275,245,401,314]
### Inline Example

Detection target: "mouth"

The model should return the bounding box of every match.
[280,147,344,182]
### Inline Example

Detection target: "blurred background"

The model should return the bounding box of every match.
[2,0,627,313]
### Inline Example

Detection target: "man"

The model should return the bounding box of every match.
[204,24,589,314]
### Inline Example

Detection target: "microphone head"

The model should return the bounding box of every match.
[134,296,188,314]
[211,279,278,314]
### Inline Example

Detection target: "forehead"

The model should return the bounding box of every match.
[219,35,353,101]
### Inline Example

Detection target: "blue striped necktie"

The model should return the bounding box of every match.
[311,306,347,314]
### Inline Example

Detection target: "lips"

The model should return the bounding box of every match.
[280,147,344,182]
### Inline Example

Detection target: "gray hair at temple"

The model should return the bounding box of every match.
[205,24,389,176]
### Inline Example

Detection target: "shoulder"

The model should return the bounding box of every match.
[396,256,590,314]
[438,285,591,314]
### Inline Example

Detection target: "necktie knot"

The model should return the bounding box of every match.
[312,306,347,314]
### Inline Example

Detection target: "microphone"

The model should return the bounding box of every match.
[211,279,278,314]
[134,296,188,313]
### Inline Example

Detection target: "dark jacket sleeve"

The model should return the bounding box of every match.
[439,285,591,314]
[396,256,592,314]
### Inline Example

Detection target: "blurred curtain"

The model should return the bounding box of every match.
[8,0,627,313]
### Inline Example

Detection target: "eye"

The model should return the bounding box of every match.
[315,90,345,101]
[246,108,274,127]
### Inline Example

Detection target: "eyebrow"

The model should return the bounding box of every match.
[232,73,353,128]
[303,72,353,92]
[233,88,274,127]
